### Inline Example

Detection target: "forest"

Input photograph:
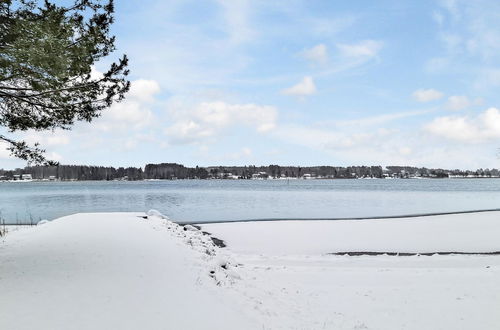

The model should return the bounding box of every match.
[0,163,499,180]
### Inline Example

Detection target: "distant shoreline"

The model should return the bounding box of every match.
[1,176,500,183]
[2,163,499,181]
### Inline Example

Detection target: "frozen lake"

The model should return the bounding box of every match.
[0,178,500,224]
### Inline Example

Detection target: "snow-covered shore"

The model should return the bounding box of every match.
[1,212,499,329]
[200,213,500,329]
[201,211,500,255]
[0,212,257,330]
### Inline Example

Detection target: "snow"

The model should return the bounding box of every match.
[200,212,500,329]
[224,253,500,329]
[201,211,500,255]
[146,209,169,219]
[0,212,258,330]
[1,211,499,329]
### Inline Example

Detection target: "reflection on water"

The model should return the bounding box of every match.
[0,179,499,223]
[144,193,183,207]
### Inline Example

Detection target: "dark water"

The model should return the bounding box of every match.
[0,179,499,224]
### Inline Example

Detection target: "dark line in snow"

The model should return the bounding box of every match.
[329,251,500,256]
[180,208,500,225]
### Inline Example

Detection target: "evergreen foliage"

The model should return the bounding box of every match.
[0,0,129,164]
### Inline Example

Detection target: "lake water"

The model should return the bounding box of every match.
[0,179,500,224]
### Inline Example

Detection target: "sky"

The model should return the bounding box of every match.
[3,0,500,169]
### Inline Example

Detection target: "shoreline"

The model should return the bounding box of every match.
[1,175,500,183]
[329,251,500,256]
[1,211,499,329]
[201,210,500,255]
[186,207,500,224]
[5,207,500,226]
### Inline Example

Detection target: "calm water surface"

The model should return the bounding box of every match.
[0,179,500,224]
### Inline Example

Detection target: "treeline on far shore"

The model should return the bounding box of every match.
[1,163,499,181]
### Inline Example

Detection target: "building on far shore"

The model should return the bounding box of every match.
[252,172,269,179]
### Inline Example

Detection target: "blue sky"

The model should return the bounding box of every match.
[3,0,500,169]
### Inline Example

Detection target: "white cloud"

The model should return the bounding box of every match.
[445,95,471,110]
[433,1,500,77]
[225,147,252,160]
[101,102,154,130]
[46,151,63,162]
[95,79,159,131]
[303,40,383,77]
[310,40,384,78]
[196,146,254,162]
[332,109,434,127]
[113,1,256,92]
[166,121,213,143]
[301,44,328,64]
[127,79,161,103]
[90,66,104,80]
[424,107,500,142]
[165,101,278,144]
[461,8,500,60]
[475,68,500,89]
[412,88,444,102]
[447,95,470,111]
[432,11,444,25]
[440,0,461,22]
[399,146,412,156]
[336,40,383,58]
[3,132,65,162]
[240,147,252,156]
[272,117,500,169]
[439,32,462,52]
[306,16,357,37]
[123,139,138,151]
[274,124,376,150]
[282,77,317,97]
[0,141,11,159]
[424,57,449,73]
[22,131,70,147]
[217,0,255,44]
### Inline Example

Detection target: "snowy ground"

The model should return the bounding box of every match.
[202,212,500,329]
[201,211,500,255]
[220,253,499,329]
[0,213,259,330]
[1,212,499,329]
